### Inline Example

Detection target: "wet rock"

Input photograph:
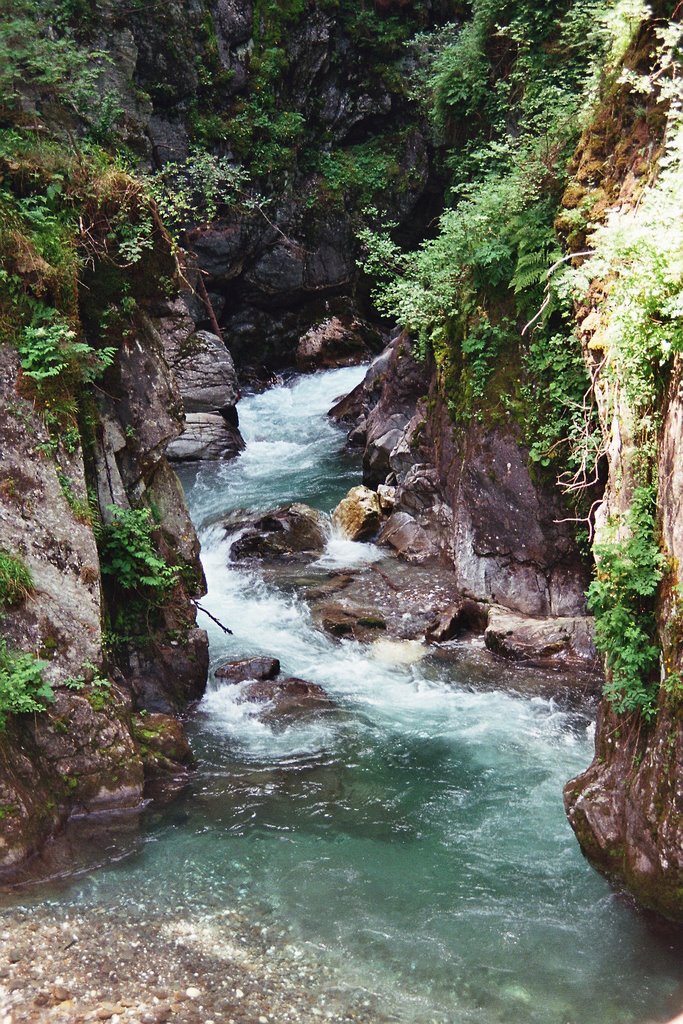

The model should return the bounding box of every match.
[295,316,378,372]
[240,677,336,725]
[332,485,383,541]
[361,336,430,488]
[215,657,281,683]
[229,504,327,563]
[131,712,195,778]
[484,606,599,669]
[377,512,439,564]
[166,413,245,462]
[315,604,387,642]
[425,600,489,643]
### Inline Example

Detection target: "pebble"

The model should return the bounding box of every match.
[185,987,201,999]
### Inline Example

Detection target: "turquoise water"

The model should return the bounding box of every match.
[4,366,682,1023]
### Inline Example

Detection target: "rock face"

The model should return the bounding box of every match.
[76,4,448,372]
[340,335,591,616]
[0,258,209,872]
[564,357,683,920]
[561,53,683,920]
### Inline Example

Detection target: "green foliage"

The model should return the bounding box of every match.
[587,486,665,720]
[566,22,683,418]
[146,149,251,235]
[0,640,52,730]
[0,551,34,610]
[18,310,115,391]
[318,135,416,208]
[360,0,614,457]
[521,330,596,474]
[0,0,106,120]
[97,506,178,600]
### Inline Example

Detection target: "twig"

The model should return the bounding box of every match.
[194,602,233,634]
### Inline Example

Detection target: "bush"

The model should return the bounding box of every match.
[97,505,178,599]
[587,486,665,719]
[0,640,52,730]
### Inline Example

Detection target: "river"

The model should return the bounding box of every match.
[2,366,682,1024]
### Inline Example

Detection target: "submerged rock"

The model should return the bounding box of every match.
[332,485,383,541]
[215,656,281,683]
[240,676,336,725]
[131,712,195,803]
[229,504,328,563]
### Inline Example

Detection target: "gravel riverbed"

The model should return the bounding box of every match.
[0,902,389,1024]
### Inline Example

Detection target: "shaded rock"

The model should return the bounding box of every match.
[166,327,240,414]
[328,345,394,441]
[240,677,336,725]
[215,656,281,683]
[362,336,430,487]
[295,316,378,371]
[565,697,683,922]
[131,712,195,778]
[425,599,489,643]
[484,606,599,670]
[229,504,328,563]
[332,485,382,541]
[377,512,439,564]
[166,413,245,462]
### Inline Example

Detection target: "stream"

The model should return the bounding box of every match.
[2,365,683,1023]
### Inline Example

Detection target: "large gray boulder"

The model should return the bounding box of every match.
[166,413,245,462]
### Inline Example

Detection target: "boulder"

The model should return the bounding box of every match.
[166,413,245,462]
[332,485,382,541]
[215,656,281,683]
[377,512,439,564]
[484,606,599,669]
[377,484,396,513]
[229,503,328,562]
[314,604,387,642]
[167,329,240,414]
[295,316,375,371]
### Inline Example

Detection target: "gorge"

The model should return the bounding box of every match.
[0,1,682,1021]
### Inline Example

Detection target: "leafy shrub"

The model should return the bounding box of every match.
[0,551,34,610]
[18,310,116,391]
[587,486,665,719]
[0,640,52,730]
[97,506,178,600]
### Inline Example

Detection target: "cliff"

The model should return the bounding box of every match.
[0,147,208,871]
